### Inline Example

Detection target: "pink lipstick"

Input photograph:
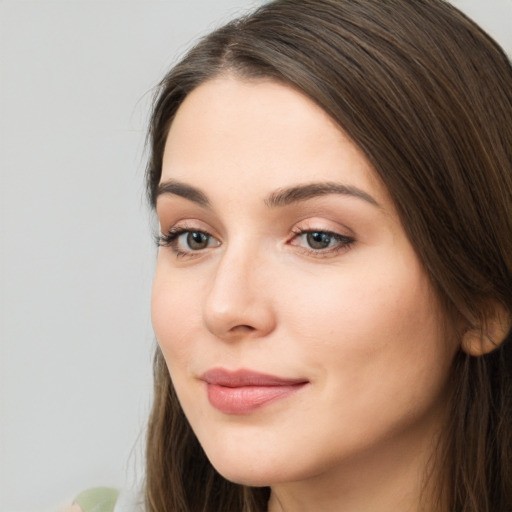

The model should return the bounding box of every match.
[200,368,308,415]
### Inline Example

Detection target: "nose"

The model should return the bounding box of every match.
[202,244,276,341]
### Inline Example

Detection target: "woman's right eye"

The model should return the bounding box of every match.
[157,228,220,256]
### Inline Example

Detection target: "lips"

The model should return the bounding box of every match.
[200,368,308,415]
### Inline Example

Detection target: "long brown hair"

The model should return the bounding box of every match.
[144,1,512,510]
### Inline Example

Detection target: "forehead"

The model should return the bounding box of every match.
[161,75,388,205]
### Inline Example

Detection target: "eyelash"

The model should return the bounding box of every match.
[290,227,355,257]
[156,226,216,258]
[156,226,355,258]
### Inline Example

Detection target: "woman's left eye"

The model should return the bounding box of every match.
[291,229,354,254]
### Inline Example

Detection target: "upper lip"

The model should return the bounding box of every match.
[200,368,308,387]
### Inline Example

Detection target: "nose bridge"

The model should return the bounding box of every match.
[203,237,275,339]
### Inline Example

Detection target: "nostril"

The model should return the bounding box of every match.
[231,325,256,333]
[203,283,276,339]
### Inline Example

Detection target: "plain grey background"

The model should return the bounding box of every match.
[0,1,511,511]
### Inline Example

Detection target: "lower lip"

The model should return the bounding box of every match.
[206,383,307,414]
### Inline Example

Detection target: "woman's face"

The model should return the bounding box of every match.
[152,76,458,488]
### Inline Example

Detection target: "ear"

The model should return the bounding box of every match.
[461,302,511,356]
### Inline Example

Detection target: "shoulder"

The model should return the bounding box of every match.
[65,487,120,512]
[61,504,83,512]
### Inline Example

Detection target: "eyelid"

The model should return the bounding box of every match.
[287,221,356,258]
[157,218,219,240]
[156,217,355,259]
[156,221,221,258]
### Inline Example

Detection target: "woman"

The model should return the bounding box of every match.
[73,0,512,510]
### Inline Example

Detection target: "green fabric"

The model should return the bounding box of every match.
[74,487,119,512]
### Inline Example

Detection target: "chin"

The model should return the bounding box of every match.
[205,454,269,486]
[212,463,284,488]
[218,470,273,488]
[205,444,325,489]
[203,446,292,487]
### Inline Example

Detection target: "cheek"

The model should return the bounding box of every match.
[281,250,451,383]
[151,267,206,419]
[151,261,202,365]
[275,259,455,457]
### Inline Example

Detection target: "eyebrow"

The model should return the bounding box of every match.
[264,182,380,208]
[156,180,210,207]
[155,179,380,209]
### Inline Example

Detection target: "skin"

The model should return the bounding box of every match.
[61,505,82,512]
[152,76,459,511]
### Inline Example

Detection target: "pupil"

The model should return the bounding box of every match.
[187,232,208,249]
[307,232,331,249]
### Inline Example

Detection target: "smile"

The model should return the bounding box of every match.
[200,368,309,415]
